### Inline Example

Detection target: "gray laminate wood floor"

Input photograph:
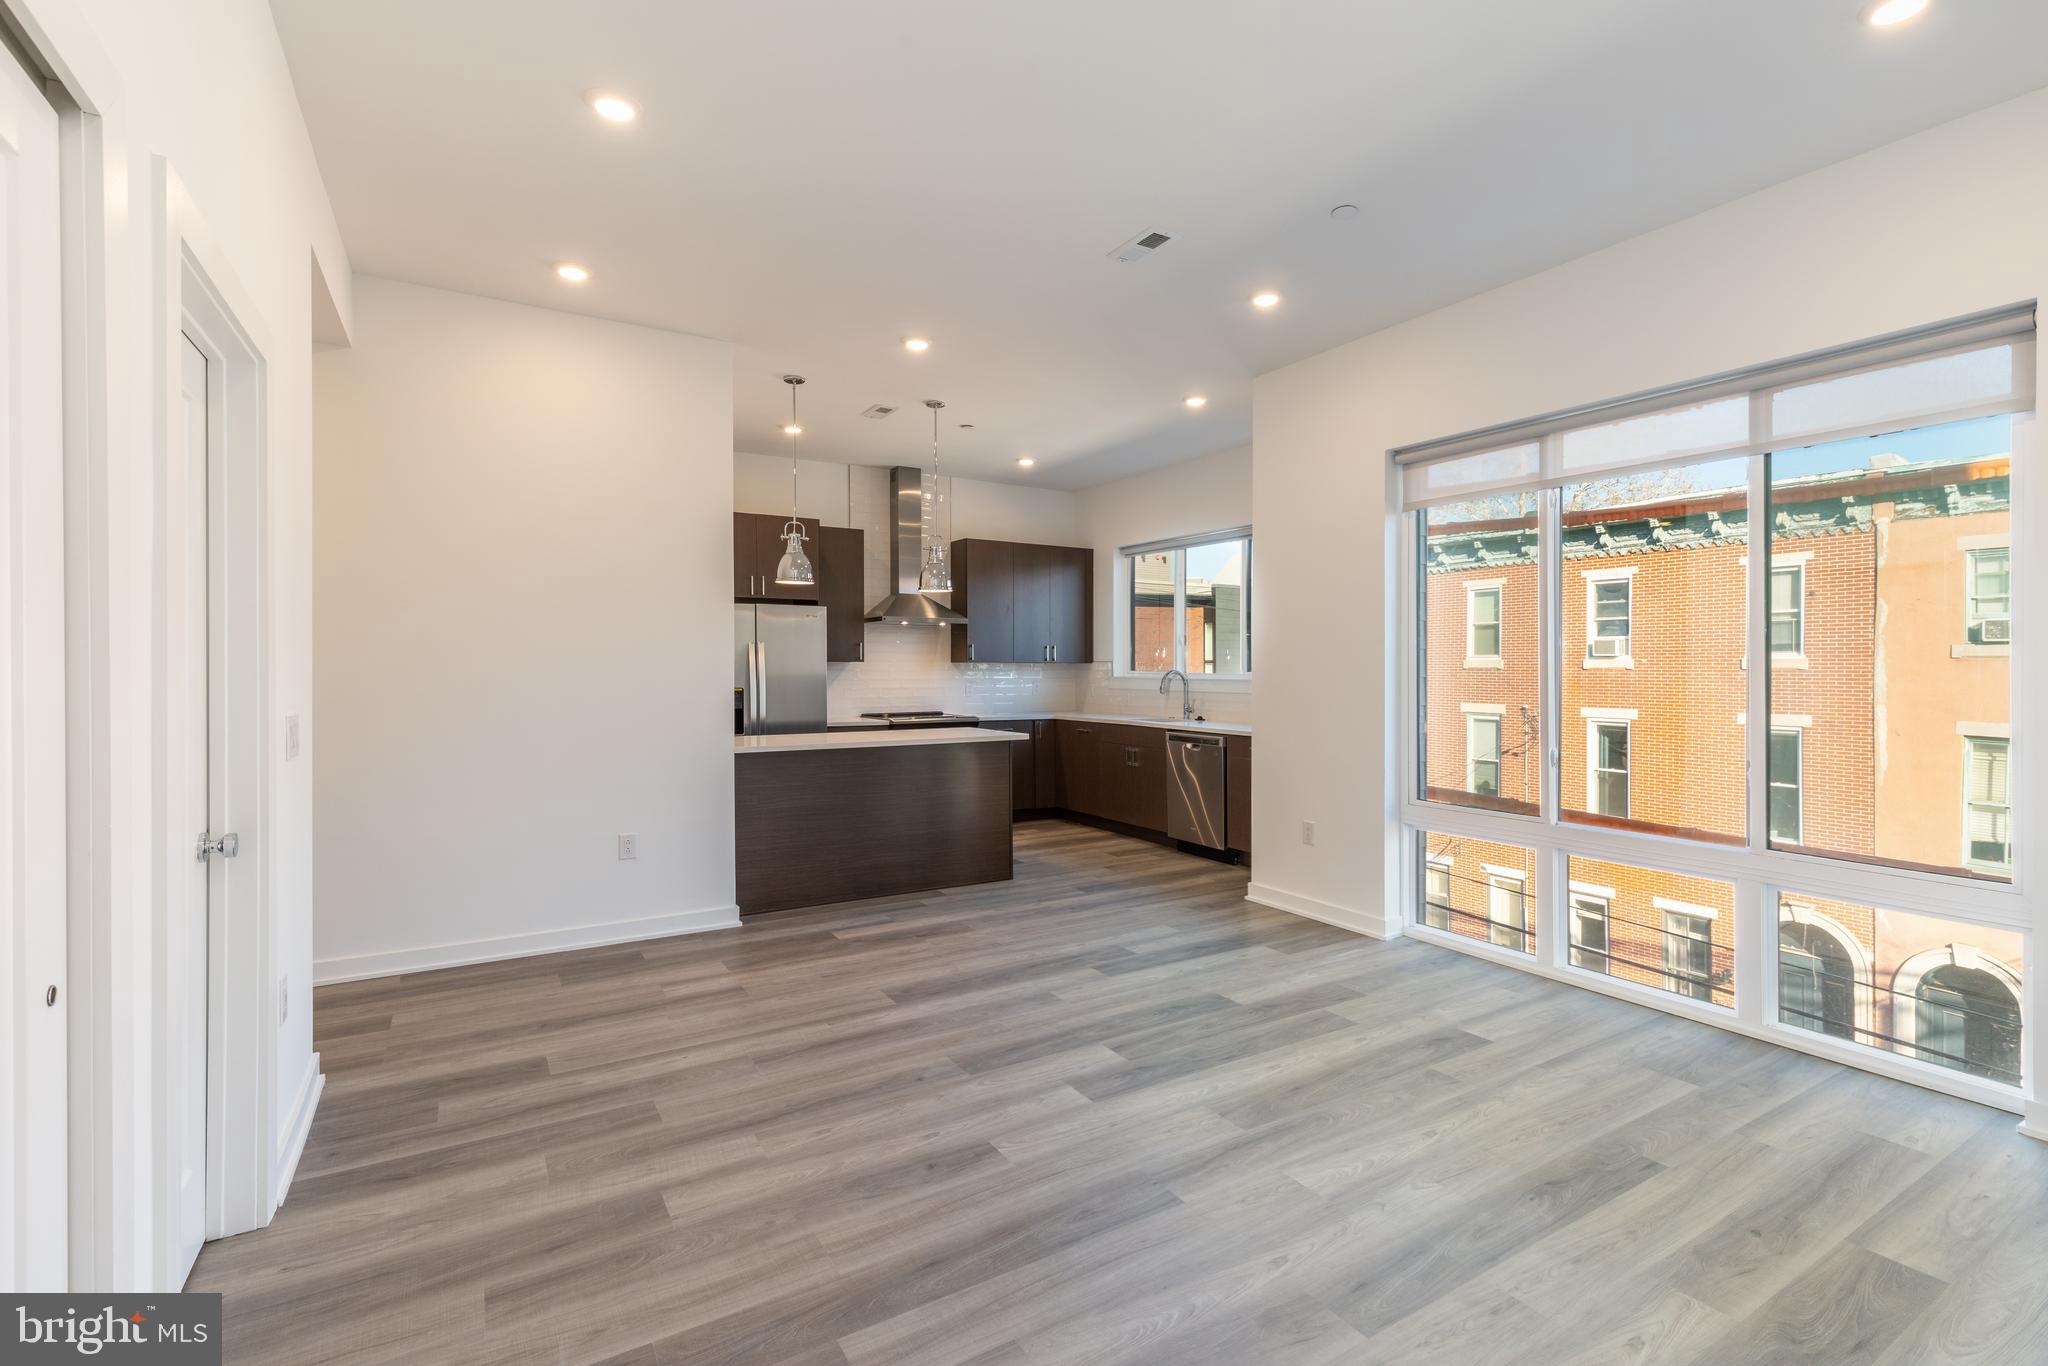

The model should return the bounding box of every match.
[191,820,2048,1365]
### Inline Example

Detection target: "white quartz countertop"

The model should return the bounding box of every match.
[735,726,1029,755]
[984,712,1251,736]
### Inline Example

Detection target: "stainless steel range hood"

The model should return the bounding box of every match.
[866,465,966,626]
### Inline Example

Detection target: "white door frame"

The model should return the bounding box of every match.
[150,160,277,1276]
[0,28,69,1291]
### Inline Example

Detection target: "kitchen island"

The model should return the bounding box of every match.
[734,727,1028,914]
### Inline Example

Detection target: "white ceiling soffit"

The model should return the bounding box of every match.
[271,0,2048,490]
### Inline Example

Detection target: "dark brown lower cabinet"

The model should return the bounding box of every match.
[1096,726,1168,832]
[978,721,1039,811]
[1037,720,1247,849]
[1055,722,1103,817]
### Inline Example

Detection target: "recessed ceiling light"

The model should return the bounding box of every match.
[782,423,803,435]
[1251,292,1281,310]
[1330,204,1360,221]
[1017,456,1036,468]
[555,263,591,283]
[586,90,640,123]
[1185,395,1208,410]
[903,337,930,353]
[1862,0,1928,25]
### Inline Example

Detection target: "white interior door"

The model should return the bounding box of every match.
[0,42,68,1289]
[173,334,212,1283]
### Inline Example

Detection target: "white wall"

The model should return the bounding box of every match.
[313,277,736,981]
[1252,87,2048,1130]
[734,450,850,526]
[13,0,347,1288]
[1077,445,1254,724]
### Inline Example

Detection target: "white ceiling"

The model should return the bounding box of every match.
[271,0,2048,490]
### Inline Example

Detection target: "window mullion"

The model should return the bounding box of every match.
[1536,472,1564,968]
[1172,548,1188,674]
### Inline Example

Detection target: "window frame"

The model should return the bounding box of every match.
[1963,734,2013,876]
[1586,718,1631,819]
[1768,562,1805,658]
[1466,710,1503,798]
[1582,567,1635,667]
[1485,868,1529,951]
[1768,726,1803,846]
[1966,543,2011,645]
[1466,580,1504,666]
[1393,311,2036,1114]
[1116,528,1252,681]
[1659,906,1717,1002]
[1568,889,1611,971]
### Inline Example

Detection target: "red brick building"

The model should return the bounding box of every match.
[1419,453,2018,1083]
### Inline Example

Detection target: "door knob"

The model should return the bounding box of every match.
[196,832,240,861]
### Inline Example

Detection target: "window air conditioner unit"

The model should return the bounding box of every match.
[1981,618,2012,644]
[1589,636,1627,658]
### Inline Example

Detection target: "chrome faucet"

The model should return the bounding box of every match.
[1160,668,1193,721]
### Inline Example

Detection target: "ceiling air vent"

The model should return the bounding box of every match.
[1108,228,1176,264]
[861,404,896,420]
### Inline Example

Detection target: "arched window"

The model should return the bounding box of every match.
[1913,964,2022,1086]
[1779,919,1858,1040]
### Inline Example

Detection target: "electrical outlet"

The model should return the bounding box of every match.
[617,833,638,861]
[284,714,301,760]
[1301,820,1316,847]
[279,977,289,1025]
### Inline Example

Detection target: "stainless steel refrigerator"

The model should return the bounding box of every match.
[734,603,828,734]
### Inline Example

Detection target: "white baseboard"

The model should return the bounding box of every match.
[1245,882,1400,940]
[313,904,742,985]
[272,1057,323,1212]
[2020,1118,2048,1145]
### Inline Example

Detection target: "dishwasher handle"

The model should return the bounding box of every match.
[1167,732,1225,747]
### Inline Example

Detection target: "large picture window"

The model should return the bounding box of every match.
[1121,530,1250,676]
[1399,307,2035,1104]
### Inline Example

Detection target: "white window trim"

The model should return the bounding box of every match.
[1769,561,1806,661]
[1465,579,1505,668]
[1653,895,1720,921]
[1568,890,1611,969]
[1964,543,2012,653]
[1581,566,1635,668]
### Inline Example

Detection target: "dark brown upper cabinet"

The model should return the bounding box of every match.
[734,511,822,601]
[818,525,865,662]
[948,537,1094,664]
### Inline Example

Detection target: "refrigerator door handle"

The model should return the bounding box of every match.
[744,642,758,734]
[756,642,769,730]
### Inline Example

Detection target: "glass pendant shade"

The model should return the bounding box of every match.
[774,522,815,586]
[919,542,951,593]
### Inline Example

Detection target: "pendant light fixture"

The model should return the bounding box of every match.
[918,398,953,592]
[773,375,816,587]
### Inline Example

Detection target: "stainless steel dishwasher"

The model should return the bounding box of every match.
[1165,731,1228,849]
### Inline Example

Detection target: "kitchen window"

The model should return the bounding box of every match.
[1398,306,2033,1103]
[1120,529,1250,677]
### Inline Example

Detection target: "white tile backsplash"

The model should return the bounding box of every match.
[827,636,1250,727]
[827,625,1082,720]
